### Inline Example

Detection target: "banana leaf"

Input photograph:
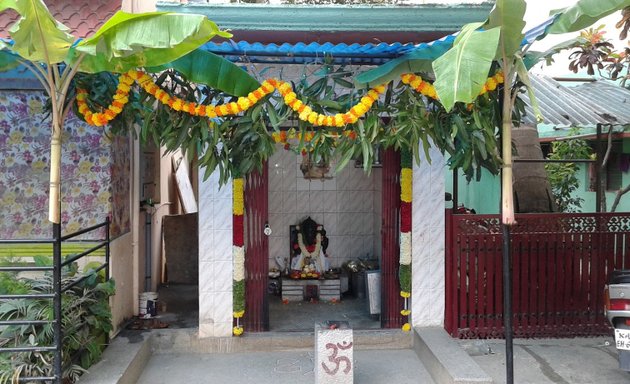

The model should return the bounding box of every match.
[485,0,526,58]
[0,0,74,64]
[146,49,260,97]
[432,23,500,112]
[354,35,456,86]
[73,11,232,74]
[546,0,630,35]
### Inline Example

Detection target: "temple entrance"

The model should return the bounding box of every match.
[245,147,403,331]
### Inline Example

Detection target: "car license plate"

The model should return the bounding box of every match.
[615,329,630,350]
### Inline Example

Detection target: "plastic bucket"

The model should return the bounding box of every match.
[139,291,158,317]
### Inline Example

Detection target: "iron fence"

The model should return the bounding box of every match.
[0,218,110,383]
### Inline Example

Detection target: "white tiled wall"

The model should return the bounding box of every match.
[198,170,233,338]
[411,143,446,327]
[268,145,381,271]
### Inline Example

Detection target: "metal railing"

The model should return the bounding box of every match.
[0,218,110,383]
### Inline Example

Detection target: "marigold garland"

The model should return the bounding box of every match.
[76,69,504,130]
[400,148,413,331]
[232,175,246,336]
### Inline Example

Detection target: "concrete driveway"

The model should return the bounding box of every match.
[458,337,630,384]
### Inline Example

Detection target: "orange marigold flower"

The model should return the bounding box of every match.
[292,100,304,112]
[248,93,259,104]
[479,85,488,95]
[104,109,116,120]
[342,113,354,124]
[155,89,165,99]
[146,84,158,95]
[253,89,263,100]
[374,84,386,93]
[266,78,278,87]
[112,101,124,109]
[401,73,413,83]
[348,131,357,140]
[196,105,206,116]
[279,131,287,141]
[324,116,334,126]
[160,94,170,104]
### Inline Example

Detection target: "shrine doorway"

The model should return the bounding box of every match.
[244,147,403,331]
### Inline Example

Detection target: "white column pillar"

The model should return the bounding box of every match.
[411,144,446,327]
[198,170,233,337]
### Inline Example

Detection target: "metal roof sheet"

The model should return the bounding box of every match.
[522,75,630,128]
[201,38,447,65]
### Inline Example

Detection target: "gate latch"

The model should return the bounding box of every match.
[264,222,272,236]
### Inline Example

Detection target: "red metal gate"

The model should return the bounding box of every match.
[445,211,630,338]
[381,149,404,328]
[243,164,269,332]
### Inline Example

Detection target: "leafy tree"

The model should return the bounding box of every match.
[545,129,593,212]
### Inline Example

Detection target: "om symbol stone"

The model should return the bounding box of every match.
[315,323,353,383]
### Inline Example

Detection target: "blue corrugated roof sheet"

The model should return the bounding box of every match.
[202,40,424,65]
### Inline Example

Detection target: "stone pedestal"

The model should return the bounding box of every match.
[282,278,341,302]
[315,322,353,384]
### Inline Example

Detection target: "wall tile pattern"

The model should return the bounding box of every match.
[267,146,380,272]
[411,145,446,327]
[198,170,233,337]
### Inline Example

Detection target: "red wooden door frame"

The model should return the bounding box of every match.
[381,148,404,328]
[243,163,269,332]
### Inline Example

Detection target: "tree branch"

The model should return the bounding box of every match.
[611,183,630,212]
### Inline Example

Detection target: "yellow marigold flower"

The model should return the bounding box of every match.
[261,81,274,94]
[233,178,245,215]
[233,310,245,318]
[486,78,497,91]
[316,115,326,126]
[401,168,413,203]
[78,104,89,114]
[248,93,259,104]
[494,72,504,83]
[160,94,170,104]
[374,84,386,93]
[360,96,374,108]
[368,90,380,100]
[228,102,241,114]
[172,99,183,111]
[324,116,333,126]
[109,105,123,114]
[237,97,252,111]
[233,326,244,336]
[402,323,411,332]
[155,89,165,100]
[284,92,297,104]
[410,78,423,89]
[278,82,292,95]
[308,112,318,124]
[334,114,344,127]
[292,100,303,112]
[401,309,411,316]
[401,73,413,83]
[299,107,312,122]
[426,87,437,99]
[400,291,411,298]
[354,103,368,116]
[120,73,134,85]
[206,106,217,118]
[479,85,487,96]
[104,109,116,120]
[118,83,131,93]
[127,69,141,80]
[138,73,152,84]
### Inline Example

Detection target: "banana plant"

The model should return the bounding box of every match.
[355,0,630,225]
[0,0,258,224]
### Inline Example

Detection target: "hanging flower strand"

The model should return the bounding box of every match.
[232,173,245,336]
[77,69,504,129]
[399,148,413,332]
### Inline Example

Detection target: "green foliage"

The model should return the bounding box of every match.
[0,266,115,383]
[432,23,501,111]
[547,0,630,35]
[485,0,527,59]
[233,279,245,313]
[545,130,593,212]
[399,264,411,293]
